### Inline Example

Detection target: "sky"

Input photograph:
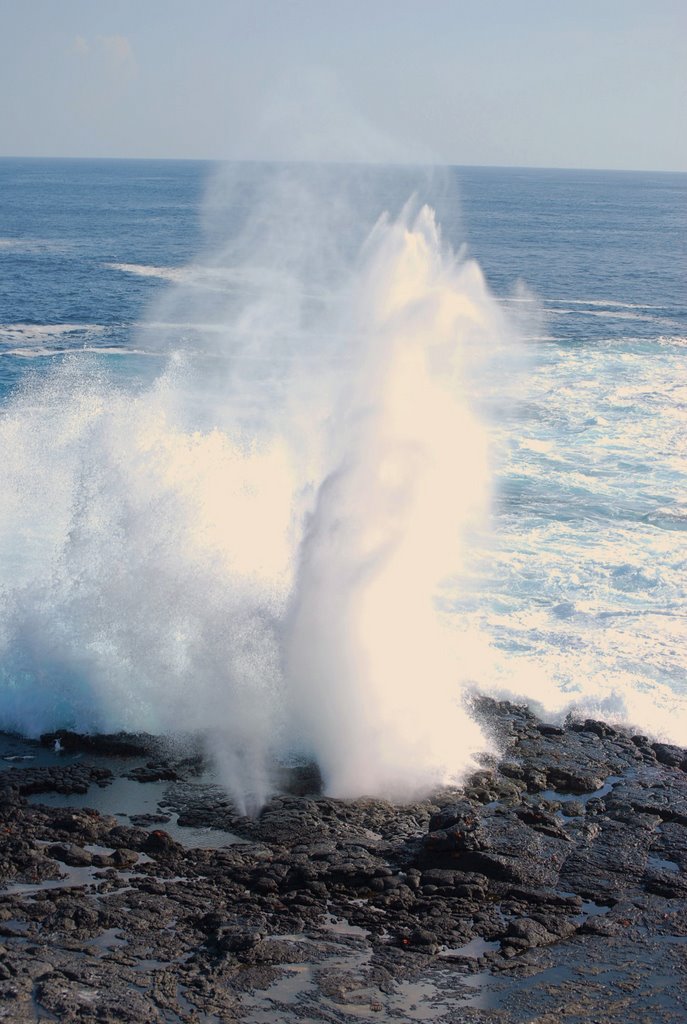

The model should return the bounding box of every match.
[0,0,685,171]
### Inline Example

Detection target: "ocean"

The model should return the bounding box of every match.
[0,158,685,801]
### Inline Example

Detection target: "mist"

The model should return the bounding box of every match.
[0,165,515,808]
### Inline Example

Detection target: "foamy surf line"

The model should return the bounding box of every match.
[544,297,670,311]
[105,262,294,296]
[105,262,187,281]
[0,238,71,254]
[546,307,668,323]
[500,296,669,311]
[1,346,162,359]
[0,323,107,343]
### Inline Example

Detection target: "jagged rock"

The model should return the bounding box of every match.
[0,700,685,1023]
[126,763,180,783]
[141,830,182,856]
[39,730,160,757]
[48,843,93,867]
[652,742,687,769]
[506,917,558,947]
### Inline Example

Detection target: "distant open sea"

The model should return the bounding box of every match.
[0,158,685,750]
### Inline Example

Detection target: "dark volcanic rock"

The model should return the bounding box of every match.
[1,701,686,1023]
[40,730,161,757]
[47,843,93,867]
[3,763,112,796]
[652,741,687,769]
[126,762,181,783]
[141,829,182,856]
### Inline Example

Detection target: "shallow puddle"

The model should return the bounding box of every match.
[541,774,622,804]
[647,854,680,874]
[27,775,245,848]
[87,927,130,952]
[237,934,497,1022]
[440,936,501,959]
[3,862,108,895]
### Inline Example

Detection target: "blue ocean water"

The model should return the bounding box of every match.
[0,158,685,759]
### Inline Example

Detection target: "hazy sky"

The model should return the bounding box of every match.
[1,0,685,170]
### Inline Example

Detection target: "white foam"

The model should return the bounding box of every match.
[658,335,687,348]
[105,263,252,292]
[0,238,66,254]
[2,348,53,359]
[519,437,555,454]
[0,323,106,345]
[105,262,187,282]
[1,346,161,360]
[544,297,666,311]
[141,321,233,333]
[546,307,660,323]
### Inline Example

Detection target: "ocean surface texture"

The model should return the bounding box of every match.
[0,159,685,788]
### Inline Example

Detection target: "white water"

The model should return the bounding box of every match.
[284,207,498,796]
[0,176,513,807]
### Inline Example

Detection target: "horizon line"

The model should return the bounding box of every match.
[0,154,685,176]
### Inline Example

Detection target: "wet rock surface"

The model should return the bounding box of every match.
[0,698,685,1022]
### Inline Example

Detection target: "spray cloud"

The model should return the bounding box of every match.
[0,166,512,806]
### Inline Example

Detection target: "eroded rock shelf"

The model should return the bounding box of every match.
[0,698,685,1022]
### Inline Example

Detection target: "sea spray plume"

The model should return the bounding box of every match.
[0,164,377,813]
[0,359,294,813]
[285,203,501,799]
[0,168,505,809]
[140,164,373,459]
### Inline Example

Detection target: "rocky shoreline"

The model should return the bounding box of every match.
[0,698,686,1022]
